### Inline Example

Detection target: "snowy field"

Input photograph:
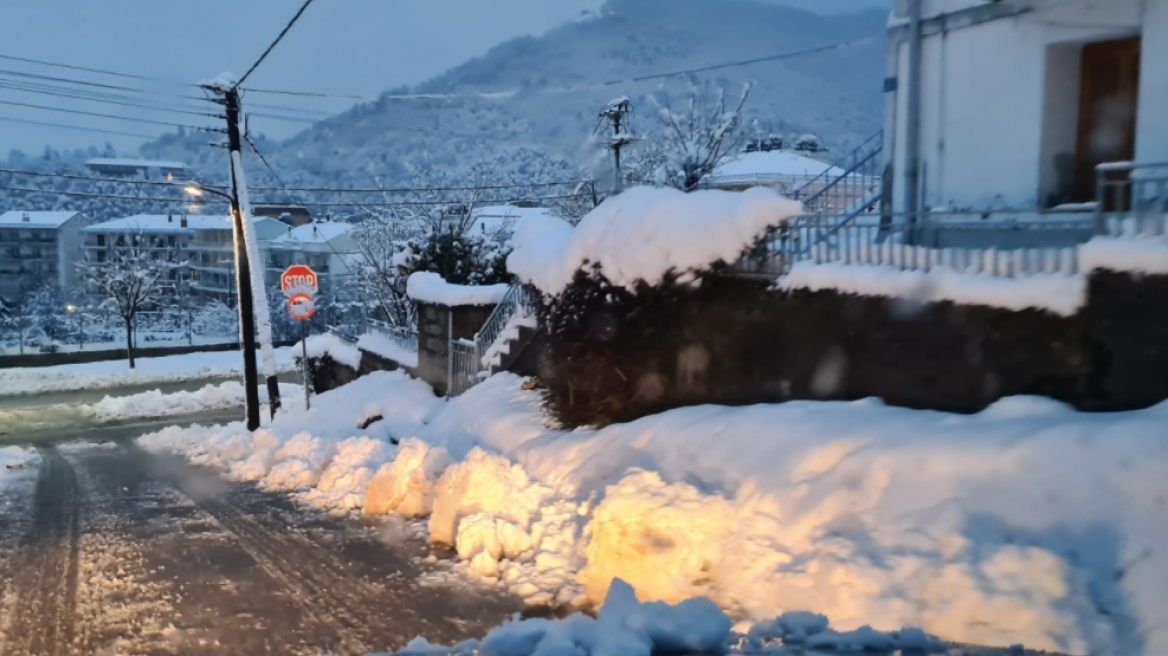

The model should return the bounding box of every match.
[0,347,295,397]
[139,370,1168,656]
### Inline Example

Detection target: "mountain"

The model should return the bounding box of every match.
[143,0,889,191]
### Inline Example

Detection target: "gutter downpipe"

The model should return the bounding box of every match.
[905,0,924,243]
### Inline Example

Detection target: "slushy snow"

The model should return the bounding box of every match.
[139,370,1168,656]
[506,186,803,295]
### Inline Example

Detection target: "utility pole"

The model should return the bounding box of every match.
[203,83,262,430]
[598,98,635,193]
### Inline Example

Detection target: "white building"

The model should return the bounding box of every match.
[884,0,1168,212]
[466,205,552,237]
[703,148,845,194]
[0,211,86,303]
[264,221,357,296]
[187,215,287,306]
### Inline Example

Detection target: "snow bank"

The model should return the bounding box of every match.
[139,370,440,512]
[0,347,294,397]
[139,371,1168,654]
[293,332,362,370]
[356,330,419,369]
[398,579,944,656]
[406,272,509,306]
[507,186,803,295]
[1081,236,1168,275]
[782,261,1088,316]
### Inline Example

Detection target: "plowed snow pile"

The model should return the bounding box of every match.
[140,371,1168,656]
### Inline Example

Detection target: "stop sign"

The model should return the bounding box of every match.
[281,265,318,295]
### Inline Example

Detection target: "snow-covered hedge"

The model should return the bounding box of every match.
[506,186,802,296]
[140,371,1168,655]
[406,272,509,306]
[292,332,362,370]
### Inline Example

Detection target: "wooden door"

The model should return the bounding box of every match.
[1074,36,1141,202]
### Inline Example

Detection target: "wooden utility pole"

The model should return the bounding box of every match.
[598,98,635,193]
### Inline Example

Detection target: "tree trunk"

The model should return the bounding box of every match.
[124,317,136,369]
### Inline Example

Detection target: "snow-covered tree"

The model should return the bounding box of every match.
[78,233,184,368]
[648,81,753,191]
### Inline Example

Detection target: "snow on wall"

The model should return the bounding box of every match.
[406,272,508,307]
[356,331,419,369]
[1080,236,1168,276]
[294,332,362,370]
[781,261,1088,316]
[507,186,803,295]
[140,371,1168,655]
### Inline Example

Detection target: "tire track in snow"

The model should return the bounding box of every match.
[0,445,82,656]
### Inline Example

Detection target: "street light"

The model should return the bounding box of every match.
[184,183,233,202]
[65,303,84,351]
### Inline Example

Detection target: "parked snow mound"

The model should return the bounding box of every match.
[507,186,802,295]
[294,332,362,370]
[406,271,509,306]
[142,369,1168,654]
[365,438,451,517]
[397,579,943,656]
[1081,235,1168,275]
[140,370,440,512]
[781,261,1087,316]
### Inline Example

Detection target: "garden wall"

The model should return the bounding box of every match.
[533,270,1168,427]
[414,302,495,396]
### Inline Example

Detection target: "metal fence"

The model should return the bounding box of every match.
[447,338,479,398]
[793,130,883,218]
[364,318,419,353]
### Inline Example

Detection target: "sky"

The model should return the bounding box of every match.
[0,0,892,157]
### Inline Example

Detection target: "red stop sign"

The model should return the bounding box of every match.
[281,265,318,294]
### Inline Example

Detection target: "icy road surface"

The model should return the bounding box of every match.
[0,423,522,656]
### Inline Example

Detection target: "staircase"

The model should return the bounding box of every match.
[732,131,885,276]
[447,283,540,397]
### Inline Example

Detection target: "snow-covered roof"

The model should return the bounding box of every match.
[0,211,80,228]
[707,150,845,185]
[467,205,552,236]
[82,214,229,233]
[270,221,353,245]
[85,158,187,170]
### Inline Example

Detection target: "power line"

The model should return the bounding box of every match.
[0,167,200,188]
[0,98,223,131]
[249,179,592,194]
[0,115,155,139]
[244,37,877,102]
[0,81,224,118]
[252,192,591,209]
[0,185,204,204]
[0,51,158,81]
[236,0,318,88]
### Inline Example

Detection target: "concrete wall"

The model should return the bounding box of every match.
[0,339,297,369]
[414,302,495,396]
[887,0,1153,211]
[535,271,1168,427]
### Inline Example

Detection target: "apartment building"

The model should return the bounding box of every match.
[264,221,357,296]
[187,215,286,306]
[0,211,86,304]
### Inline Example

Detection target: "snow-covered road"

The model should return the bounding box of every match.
[0,424,523,656]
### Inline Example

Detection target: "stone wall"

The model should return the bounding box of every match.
[534,270,1168,427]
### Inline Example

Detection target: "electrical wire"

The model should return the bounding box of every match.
[0,185,205,203]
[0,115,155,139]
[0,82,224,118]
[0,51,159,81]
[0,98,222,131]
[245,37,878,102]
[236,0,318,88]
[0,167,201,188]
[249,179,591,194]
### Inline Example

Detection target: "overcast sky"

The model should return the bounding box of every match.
[0,0,890,156]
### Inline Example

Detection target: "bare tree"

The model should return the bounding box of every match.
[650,81,753,191]
[79,231,184,368]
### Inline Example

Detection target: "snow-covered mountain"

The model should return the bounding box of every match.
[144,0,888,191]
[5,0,889,216]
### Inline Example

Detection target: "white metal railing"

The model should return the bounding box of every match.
[364,318,419,354]
[446,283,539,398]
